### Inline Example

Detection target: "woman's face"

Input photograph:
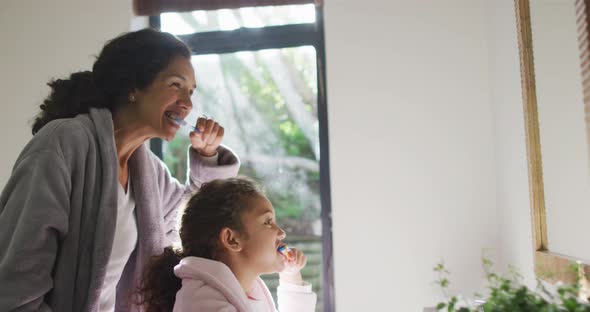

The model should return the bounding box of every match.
[238,195,288,275]
[133,56,196,141]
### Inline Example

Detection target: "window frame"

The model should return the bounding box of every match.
[149,7,335,312]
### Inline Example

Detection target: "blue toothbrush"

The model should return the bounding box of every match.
[165,112,201,133]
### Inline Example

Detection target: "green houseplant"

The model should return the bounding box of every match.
[434,259,590,312]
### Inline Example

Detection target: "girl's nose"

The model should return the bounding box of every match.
[277,226,286,240]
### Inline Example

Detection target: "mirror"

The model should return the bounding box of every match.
[531,0,590,261]
[516,0,590,282]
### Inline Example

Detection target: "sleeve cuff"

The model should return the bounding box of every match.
[187,145,240,189]
[278,280,313,293]
[198,152,218,166]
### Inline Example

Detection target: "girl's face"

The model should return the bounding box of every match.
[238,195,287,274]
[133,56,196,141]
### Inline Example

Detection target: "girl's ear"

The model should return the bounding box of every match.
[219,227,242,252]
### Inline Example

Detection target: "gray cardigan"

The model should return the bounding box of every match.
[0,108,240,312]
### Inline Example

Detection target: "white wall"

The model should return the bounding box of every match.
[484,0,536,287]
[324,1,499,310]
[0,0,135,188]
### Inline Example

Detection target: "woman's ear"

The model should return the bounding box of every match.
[219,227,242,252]
[128,92,137,103]
[129,88,141,104]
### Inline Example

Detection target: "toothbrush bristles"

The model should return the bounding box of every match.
[166,112,200,133]
[277,244,294,260]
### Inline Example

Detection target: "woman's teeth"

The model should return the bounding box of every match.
[165,111,178,119]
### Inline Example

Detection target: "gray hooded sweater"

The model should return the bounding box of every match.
[0,107,240,312]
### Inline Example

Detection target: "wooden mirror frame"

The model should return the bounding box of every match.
[515,0,590,284]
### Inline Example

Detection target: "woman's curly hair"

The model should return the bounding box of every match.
[32,29,190,134]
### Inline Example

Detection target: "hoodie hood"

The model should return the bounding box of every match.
[174,256,275,312]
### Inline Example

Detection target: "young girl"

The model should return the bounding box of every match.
[138,177,317,312]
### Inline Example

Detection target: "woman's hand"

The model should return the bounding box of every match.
[190,117,224,157]
[279,248,307,285]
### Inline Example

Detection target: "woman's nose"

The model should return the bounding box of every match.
[177,91,193,112]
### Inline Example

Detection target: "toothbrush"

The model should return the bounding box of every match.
[277,244,295,260]
[165,112,201,133]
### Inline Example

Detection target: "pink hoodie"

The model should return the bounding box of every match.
[173,257,317,312]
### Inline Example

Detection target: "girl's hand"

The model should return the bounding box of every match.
[279,248,306,285]
[280,248,307,276]
[190,117,224,157]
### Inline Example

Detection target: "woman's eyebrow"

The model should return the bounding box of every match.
[169,74,197,88]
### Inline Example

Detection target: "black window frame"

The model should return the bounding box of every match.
[149,7,334,311]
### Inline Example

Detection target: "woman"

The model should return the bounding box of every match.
[0,29,239,312]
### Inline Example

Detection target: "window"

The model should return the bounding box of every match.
[150,4,333,311]
[160,5,316,34]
